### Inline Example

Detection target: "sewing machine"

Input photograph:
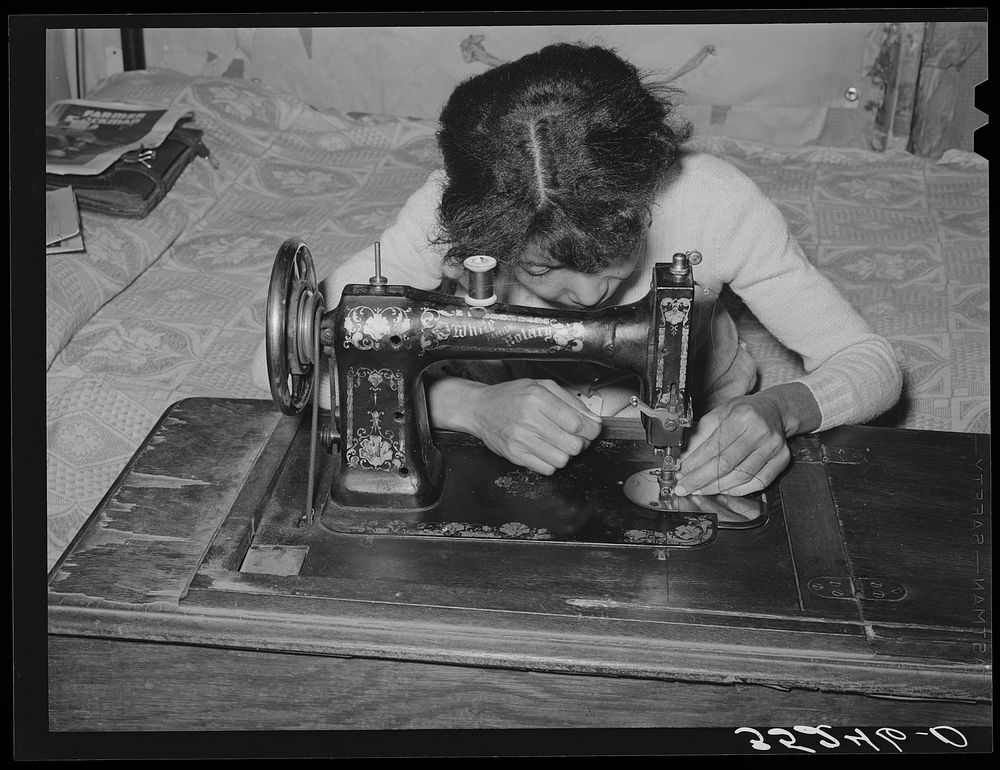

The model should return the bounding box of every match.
[264,237,765,548]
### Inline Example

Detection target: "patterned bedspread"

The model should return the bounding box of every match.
[45,70,989,570]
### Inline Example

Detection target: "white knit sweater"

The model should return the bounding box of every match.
[253,152,902,431]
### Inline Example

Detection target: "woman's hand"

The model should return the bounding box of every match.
[434,377,603,474]
[674,392,791,497]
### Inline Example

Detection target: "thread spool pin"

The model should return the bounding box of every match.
[369,242,388,290]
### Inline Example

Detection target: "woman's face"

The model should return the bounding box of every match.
[511,250,640,309]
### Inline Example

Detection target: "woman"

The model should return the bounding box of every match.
[254,42,902,498]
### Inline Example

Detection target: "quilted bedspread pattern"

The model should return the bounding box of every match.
[45,71,989,570]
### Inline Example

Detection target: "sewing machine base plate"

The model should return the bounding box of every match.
[316,434,766,547]
[47,398,992,732]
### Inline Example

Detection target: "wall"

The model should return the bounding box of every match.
[62,24,876,149]
[45,29,78,107]
[910,21,988,159]
[60,22,986,154]
[140,24,879,149]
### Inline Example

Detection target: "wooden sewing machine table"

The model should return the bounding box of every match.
[48,398,992,736]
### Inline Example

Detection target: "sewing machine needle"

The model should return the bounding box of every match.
[658,447,679,499]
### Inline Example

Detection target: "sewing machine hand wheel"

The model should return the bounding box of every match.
[266,238,323,415]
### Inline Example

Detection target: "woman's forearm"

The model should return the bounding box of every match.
[754,381,822,437]
[425,374,487,432]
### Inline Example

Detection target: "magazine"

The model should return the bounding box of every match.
[46,99,193,176]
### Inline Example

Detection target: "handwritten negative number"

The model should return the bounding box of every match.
[734,725,968,753]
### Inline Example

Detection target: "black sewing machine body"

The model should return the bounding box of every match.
[266,239,762,547]
[329,272,685,508]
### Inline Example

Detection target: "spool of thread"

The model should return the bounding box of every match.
[463,255,498,307]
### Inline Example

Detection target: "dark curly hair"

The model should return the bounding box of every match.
[435,43,692,274]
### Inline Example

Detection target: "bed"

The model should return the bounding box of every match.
[45,68,990,572]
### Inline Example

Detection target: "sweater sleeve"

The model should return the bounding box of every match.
[250,170,449,401]
[708,161,902,431]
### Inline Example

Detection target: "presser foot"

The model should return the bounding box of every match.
[622,467,768,529]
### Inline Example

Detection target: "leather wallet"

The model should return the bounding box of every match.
[45,124,212,219]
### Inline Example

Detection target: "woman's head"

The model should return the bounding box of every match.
[435,42,692,292]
